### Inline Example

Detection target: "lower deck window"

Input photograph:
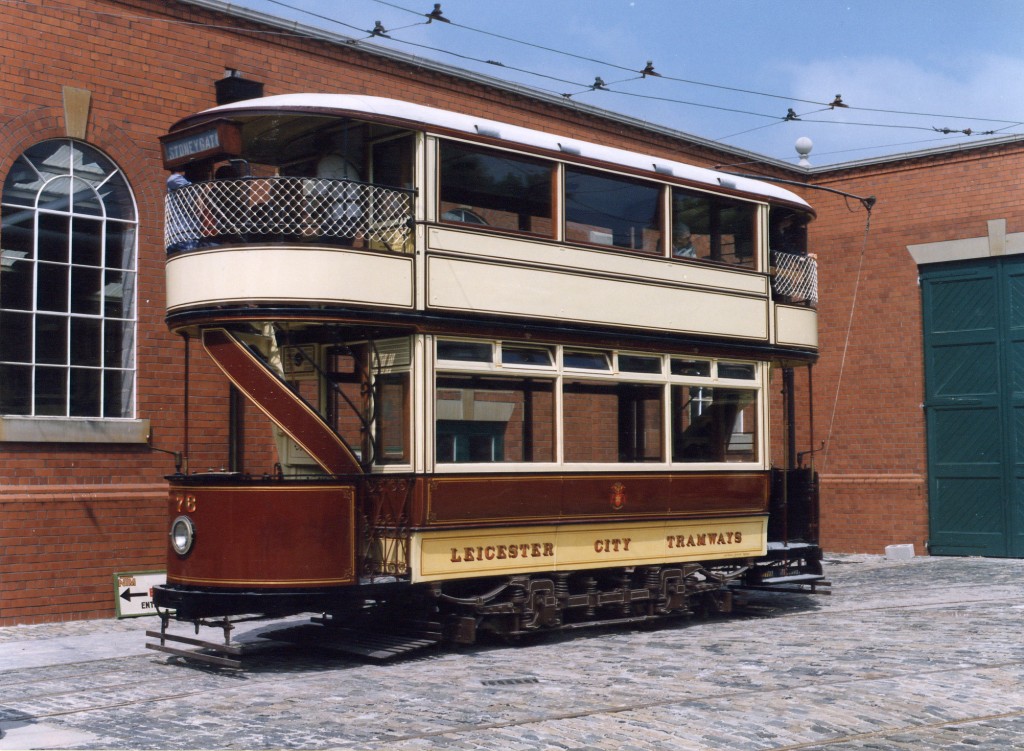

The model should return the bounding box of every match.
[435,376,554,463]
[672,386,757,462]
[563,381,663,463]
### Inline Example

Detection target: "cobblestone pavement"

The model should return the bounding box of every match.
[2,554,1024,750]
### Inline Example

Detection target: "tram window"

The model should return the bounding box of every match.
[563,349,611,371]
[375,373,409,464]
[672,386,757,463]
[671,187,756,268]
[564,168,661,254]
[371,134,414,189]
[435,376,554,463]
[618,354,662,374]
[718,362,757,380]
[671,358,711,378]
[439,141,553,235]
[437,340,493,363]
[563,381,663,463]
[501,345,554,367]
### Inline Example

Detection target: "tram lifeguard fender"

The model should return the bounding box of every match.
[201,328,363,475]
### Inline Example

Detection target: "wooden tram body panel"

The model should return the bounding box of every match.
[167,482,357,588]
[420,472,768,524]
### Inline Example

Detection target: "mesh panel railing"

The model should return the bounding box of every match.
[771,250,818,307]
[165,177,415,253]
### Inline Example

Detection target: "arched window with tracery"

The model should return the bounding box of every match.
[0,140,137,419]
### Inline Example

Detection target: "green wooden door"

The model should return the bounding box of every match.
[922,258,1024,557]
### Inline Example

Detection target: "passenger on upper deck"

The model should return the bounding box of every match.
[672,223,696,258]
[167,167,190,193]
[315,152,363,245]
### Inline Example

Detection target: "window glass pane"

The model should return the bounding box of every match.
[70,266,102,314]
[104,319,133,369]
[376,372,409,463]
[26,140,70,173]
[563,381,663,462]
[671,358,712,377]
[672,187,756,268]
[565,168,661,253]
[371,135,414,190]
[435,376,554,463]
[105,222,136,270]
[71,216,103,265]
[718,362,757,380]
[439,141,553,235]
[618,354,662,374]
[35,315,67,364]
[97,172,135,220]
[103,270,134,319]
[0,243,34,311]
[501,345,553,367]
[437,340,492,363]
[69,367,101,416]
[37,213,68,262]
[103,368,133,418]
[1,204,33,254]
[2,156,40,207]
[563,349,611,370]
[37,262,68,312]
[0,364,31,413]
[672,386,758,462]
[70,177,102,217]
[0,311,31,361]
[35,366,67,415]
[71,317,102,367]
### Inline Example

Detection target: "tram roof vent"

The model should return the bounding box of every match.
[215,69,264,106]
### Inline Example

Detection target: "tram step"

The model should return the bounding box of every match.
[759,574,830,584]
[259,622,441,661]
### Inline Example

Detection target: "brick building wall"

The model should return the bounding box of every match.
[3,0,1017,624]
[806,144,1024,554]
[0,0,780,625]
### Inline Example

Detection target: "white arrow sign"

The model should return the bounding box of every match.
[113,571,166,618]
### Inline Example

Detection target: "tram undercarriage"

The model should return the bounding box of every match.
[147,549,828,667]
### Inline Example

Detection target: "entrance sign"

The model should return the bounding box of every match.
[113,571,166,618]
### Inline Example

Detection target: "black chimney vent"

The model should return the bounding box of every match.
[215,69,264,105]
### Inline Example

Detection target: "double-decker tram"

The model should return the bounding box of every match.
[149,94,825,665]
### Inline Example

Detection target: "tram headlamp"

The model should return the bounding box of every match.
[170,515,195,555]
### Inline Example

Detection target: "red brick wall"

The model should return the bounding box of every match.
[805,145,1024,554]
[5,0,1019,623]
[0,0,744,624]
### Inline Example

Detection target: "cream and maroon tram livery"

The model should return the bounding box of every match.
[150,94,823,663]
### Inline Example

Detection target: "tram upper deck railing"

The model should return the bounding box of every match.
[165,176,818,308]
[771,250,818,308]
[165,177,415,253]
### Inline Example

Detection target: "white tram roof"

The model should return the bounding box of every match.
[200,94,811,209]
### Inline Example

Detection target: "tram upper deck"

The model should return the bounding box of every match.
[161,95,818,356]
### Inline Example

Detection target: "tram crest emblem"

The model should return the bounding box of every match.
[610,482,626,510]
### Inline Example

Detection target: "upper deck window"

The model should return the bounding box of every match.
[565,168,661,254]
[439,141,553,236]
[671,187,756,268]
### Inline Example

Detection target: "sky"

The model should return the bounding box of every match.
[223,0,1024,167]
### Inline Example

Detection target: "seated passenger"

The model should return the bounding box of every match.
[672,223,696,258]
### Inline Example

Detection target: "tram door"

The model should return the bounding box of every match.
[921,257,1024,557]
